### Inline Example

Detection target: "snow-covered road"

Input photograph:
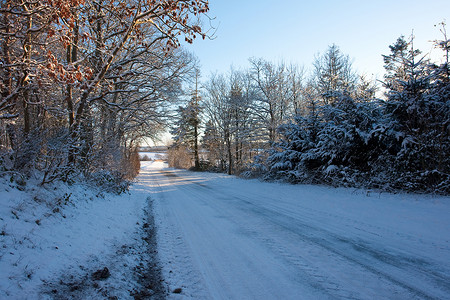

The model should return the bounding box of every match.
[141,161,450,300]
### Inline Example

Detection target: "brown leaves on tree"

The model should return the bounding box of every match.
[1,0,210,122]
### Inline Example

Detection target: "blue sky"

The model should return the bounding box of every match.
[184,0,450,80]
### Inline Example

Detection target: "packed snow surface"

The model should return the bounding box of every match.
[141,161,450,299]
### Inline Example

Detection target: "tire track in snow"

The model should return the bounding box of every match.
[153,167,449,299]
[215,188,449,299]
[189,174,450,299]
[155,169,324,299]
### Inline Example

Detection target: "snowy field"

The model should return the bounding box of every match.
[1,161,449,299]
[141,161,450,299]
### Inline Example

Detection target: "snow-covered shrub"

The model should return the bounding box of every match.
[0,151,14,172]
[167,146,193,169]
[267,91,383,186]
[120,147,140,180]
[11,130,42,172]
[240,154,268,179]
[88,170,130,194]
[37,128,72,184]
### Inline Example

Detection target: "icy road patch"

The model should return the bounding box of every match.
[141,161,450,300]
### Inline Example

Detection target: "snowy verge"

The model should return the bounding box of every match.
[0,173,161,299]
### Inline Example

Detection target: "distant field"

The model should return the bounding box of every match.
[139,152,167,161]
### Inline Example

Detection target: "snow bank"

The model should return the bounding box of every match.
[0,175,149,299]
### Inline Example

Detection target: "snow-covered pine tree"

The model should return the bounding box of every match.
[267,114,321,183]
[170,95,202,170]
[314,91,382,186]
[202,120,222,170]
[381,33,449,193]
[421,25,450,193]
[268,45,380,186]
[312,44,359,105]
[267,83,323,183]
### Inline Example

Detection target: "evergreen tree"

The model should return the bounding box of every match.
[312,44,358,104]
[268,90,381,186]
[202,120,221,169]
[380,33,449,192]
[267,45,382,187]
[170,95,202,169]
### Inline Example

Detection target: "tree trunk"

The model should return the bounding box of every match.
[67,23,78,164]
[22,7,32,135]
[226,131,232,175]
[194,122,200,169]
[1,1,12,101]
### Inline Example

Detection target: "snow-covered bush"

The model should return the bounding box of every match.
[267,91,382,186]
[167,146,193,169]
[88,170,130,195]
[241,154,268,179]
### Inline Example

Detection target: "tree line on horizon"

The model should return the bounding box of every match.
[170,30,450,194]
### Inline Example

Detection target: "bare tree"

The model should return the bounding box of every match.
[203,69,257,174]
[249,58,295,144]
